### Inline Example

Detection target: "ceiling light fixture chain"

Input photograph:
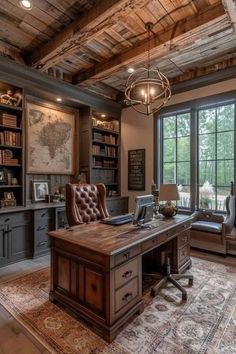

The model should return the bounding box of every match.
[125,22,171,116]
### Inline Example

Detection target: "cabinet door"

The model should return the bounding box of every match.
[0,226,8,266]
[9,222,30,262]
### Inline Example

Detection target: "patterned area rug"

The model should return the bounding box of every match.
[0,257,236,354]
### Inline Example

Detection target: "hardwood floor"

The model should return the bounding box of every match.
[0,251,235,354]
[0,255,50,354]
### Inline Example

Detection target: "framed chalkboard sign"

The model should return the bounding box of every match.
[128,149,145,190]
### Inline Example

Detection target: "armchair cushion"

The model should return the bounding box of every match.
[191,221,222,234]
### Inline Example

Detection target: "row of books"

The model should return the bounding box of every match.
[0,150,19,164]
[91,169,116,184]
[93,132,116,145]
[0,113,17,127]
[0,131,21,146]
[93,159,117,168]
[92,145,117,157]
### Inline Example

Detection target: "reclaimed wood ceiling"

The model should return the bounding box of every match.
[0,0,236,101]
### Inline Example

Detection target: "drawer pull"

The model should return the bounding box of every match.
[122,292,133,302]
[122,270,133,278]
[123,252,130,260]
[37,226,46,231]
[38,241,47,246]
[41,213,46,218]
[4,218,10,223]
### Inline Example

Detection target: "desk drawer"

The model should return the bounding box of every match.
[115,245,141,266]
[115,277,138,313]
[178,230,190,248]
[115,258,138,289]
[141,237,157,252]
[178,244,190,266]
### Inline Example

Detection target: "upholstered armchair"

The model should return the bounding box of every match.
[66,183,109,226]
[190,194,235,255]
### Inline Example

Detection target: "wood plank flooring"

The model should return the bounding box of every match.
[0,251,235,354]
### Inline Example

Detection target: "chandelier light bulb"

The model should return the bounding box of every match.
[150,88,155,95]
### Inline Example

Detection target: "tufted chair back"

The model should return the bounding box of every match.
[66,183,109,226]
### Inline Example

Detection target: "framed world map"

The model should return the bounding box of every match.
[26,100,75,174]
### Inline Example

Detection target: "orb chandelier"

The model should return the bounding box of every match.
[125,22,171,116]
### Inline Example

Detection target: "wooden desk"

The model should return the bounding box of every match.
[49,215,192,342]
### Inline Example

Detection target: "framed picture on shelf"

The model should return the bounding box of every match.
[0,170,6,184]
[26,100,76,174]
[32,181,49,202]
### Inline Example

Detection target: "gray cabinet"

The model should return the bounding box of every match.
[0,211,30,266]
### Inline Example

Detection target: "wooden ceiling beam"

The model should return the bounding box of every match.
[85,81,123,101]
[170,54,236,86]
[222,0,236,35]
[73,3,226,85]
[27,0,149,71]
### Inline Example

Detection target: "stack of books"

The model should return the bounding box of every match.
[0,150,19,164]
[0,113,17,127]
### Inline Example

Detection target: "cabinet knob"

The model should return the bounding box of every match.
[37,226,46,231]
[122,270,133,278]
[38,241,47,246]
[123,252,130,259]
[122,292,133,302]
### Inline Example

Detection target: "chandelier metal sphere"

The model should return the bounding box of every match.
[125,22,171,116]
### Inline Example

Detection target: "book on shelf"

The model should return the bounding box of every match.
[0,113,17,127]
[104,135,116,144]
[2,131,21,146]
[2,159,19,165]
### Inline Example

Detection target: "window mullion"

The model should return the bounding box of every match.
[191,107,197,211]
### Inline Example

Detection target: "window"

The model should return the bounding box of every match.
[198,104,235,211]
[157,99,235,212]
[162,112,191,209]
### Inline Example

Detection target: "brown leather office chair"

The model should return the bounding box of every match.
[66,183,109,226]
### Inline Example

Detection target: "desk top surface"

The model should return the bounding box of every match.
[49,214,192,255]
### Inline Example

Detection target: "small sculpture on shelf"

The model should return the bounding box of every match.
[151,183,160,217]
[1,191,16,207]
[0,88,22,107]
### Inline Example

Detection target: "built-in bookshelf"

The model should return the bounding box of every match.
[0,81,23,206]
[79,107,120,197]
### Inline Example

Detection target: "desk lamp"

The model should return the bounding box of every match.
[159,184,180,217]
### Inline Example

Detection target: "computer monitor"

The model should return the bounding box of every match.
[133,194,154,226]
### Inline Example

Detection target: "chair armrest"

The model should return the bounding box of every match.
[222,214,235,236]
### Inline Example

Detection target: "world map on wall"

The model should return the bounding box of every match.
[27,102,75,174]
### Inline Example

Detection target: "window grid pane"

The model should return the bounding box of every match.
[198,103,235,211]
[162,112,191,209]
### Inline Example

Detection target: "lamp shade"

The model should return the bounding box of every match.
[159,184,180,201]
